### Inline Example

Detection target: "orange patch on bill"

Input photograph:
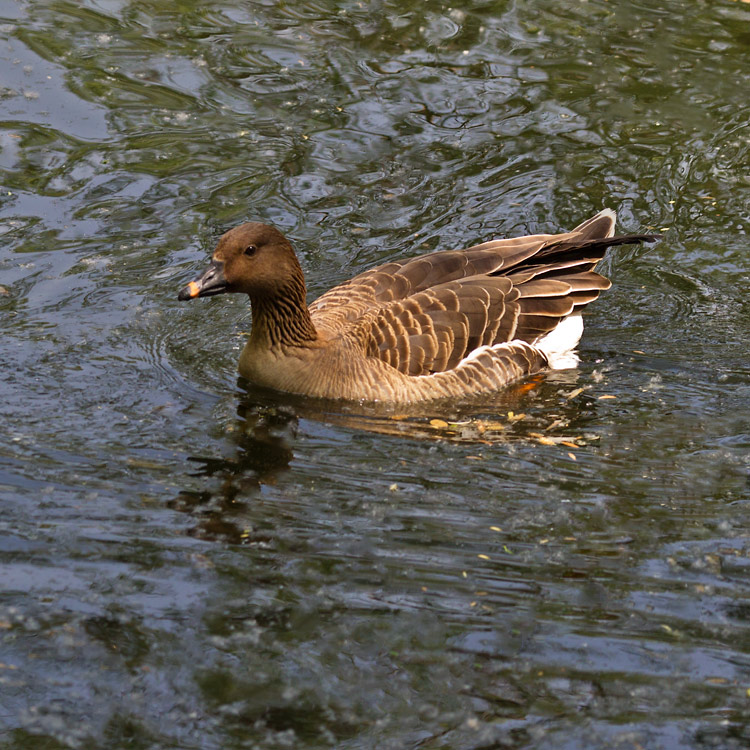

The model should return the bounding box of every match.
[188,281,200,298]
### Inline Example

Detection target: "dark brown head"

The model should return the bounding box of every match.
[178,223,304,301]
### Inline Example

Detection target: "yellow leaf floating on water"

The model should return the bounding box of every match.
[546,419,566,431]
[568,452,577,461]
[529,432,583,447]
[566,387,584,400]
[429,419,449,428]
[598,395,616,400]
[536,436,556,446]
[507,411,526,422]
[481,421,506,430]
[477,554,490,560]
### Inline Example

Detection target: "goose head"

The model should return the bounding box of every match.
[178,223,303,301]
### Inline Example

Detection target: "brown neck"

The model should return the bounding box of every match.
[249,272,318,349]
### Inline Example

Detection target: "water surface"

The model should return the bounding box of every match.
[2,1,750,748]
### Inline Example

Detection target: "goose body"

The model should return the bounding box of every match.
[178,210,657,403]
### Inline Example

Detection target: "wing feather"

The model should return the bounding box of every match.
[312,213,657,376]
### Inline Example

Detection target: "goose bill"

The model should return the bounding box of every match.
[178,259,228,300]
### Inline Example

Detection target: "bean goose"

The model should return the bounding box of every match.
[178,209,657,402]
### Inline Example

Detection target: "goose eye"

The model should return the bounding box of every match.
[244,244,257,256]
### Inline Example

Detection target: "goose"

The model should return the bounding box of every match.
[178,209,657,402]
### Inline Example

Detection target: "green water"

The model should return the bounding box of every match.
[2,1,750,748]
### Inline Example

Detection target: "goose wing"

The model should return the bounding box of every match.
[311,210,656,376]
[310,209,621,331]
[309,233,556,335]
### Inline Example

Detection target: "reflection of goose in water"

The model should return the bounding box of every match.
[179,210,657,403]
[170,370,613,542]
[169,397,296,543]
